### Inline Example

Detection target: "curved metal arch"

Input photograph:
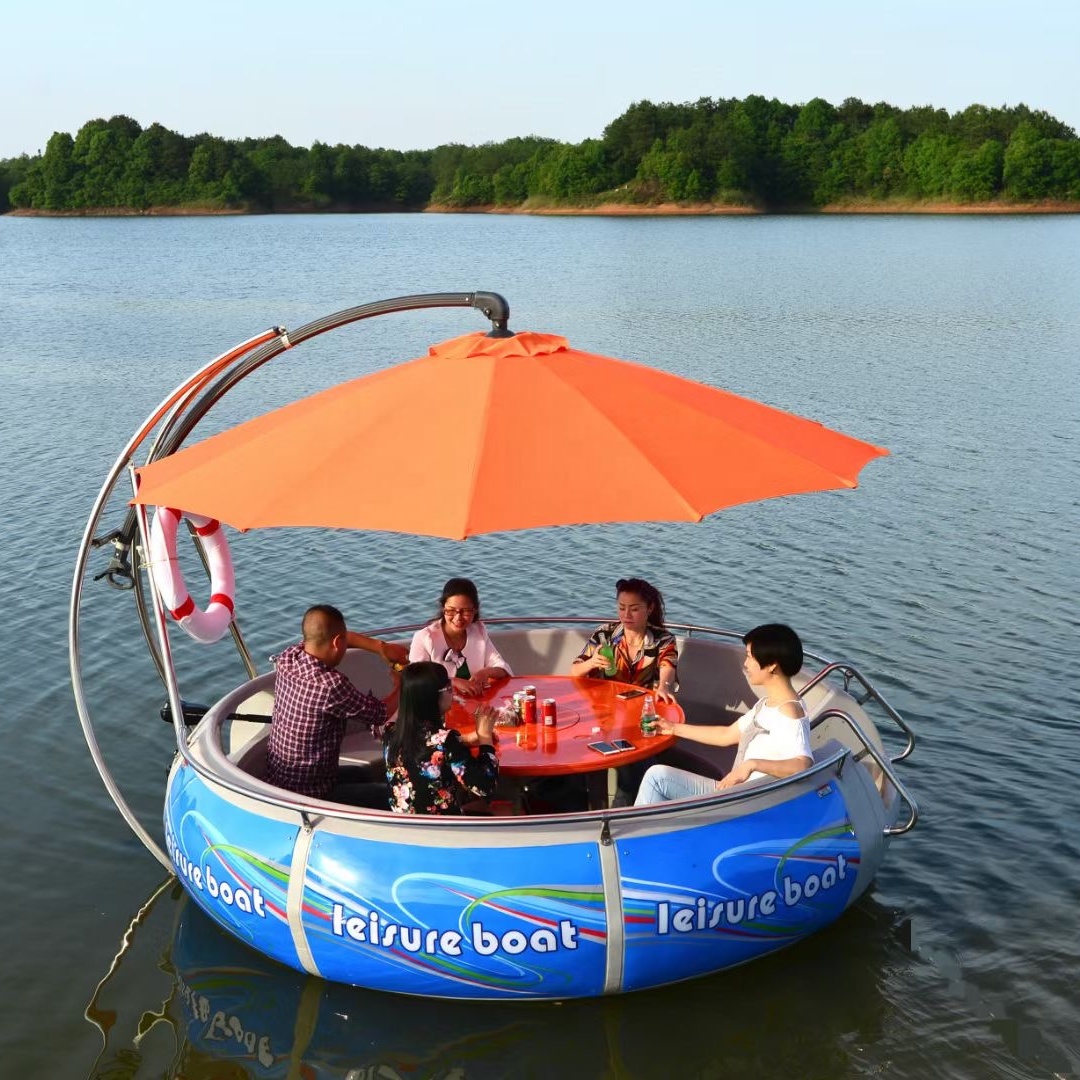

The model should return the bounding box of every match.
[70,328,282,869]
[70,292,511,866]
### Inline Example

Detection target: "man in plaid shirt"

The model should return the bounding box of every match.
[266,605,399,801]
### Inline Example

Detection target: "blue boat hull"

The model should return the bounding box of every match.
[165,752,882,999]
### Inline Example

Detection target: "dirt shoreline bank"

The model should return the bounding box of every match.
[8,199,1080,218]
[431,199,1080,216]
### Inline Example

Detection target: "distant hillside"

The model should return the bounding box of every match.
[3,97,1078,214]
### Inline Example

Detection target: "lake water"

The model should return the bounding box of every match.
[1,211,1078,1079]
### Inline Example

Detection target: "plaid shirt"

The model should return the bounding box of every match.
[266,643,386,798]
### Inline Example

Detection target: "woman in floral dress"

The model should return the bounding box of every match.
[383,661,499,814]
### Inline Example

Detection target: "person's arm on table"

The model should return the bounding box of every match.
[655,659,678,703]
[467,666,510,693]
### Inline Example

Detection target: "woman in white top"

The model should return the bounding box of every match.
[409,577,512,698]
[635,624,813,805]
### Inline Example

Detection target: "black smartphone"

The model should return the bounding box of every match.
[612,738,635,751]
[615,688,645,700]
[587,741,620,755]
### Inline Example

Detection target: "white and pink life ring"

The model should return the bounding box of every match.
[148,507,235,644]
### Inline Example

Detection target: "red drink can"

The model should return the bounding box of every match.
[542,698,557,726]
[522,695,537,724]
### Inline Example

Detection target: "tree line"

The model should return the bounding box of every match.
[3,96,1079,214]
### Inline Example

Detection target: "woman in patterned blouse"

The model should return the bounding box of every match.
[570,578,679,807]
[570,578,678,702]
[383,662,499,814]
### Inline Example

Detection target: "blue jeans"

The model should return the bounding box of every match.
[634,764,718,805]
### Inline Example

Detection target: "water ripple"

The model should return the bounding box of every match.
[2,212,1079,1079]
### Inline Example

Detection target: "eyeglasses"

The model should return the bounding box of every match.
[442,607,476,619]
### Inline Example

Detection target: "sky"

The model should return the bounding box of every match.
[2,0,1077,159]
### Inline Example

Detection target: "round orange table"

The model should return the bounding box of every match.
[446,675,679,778]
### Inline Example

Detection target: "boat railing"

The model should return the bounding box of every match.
[810,707,919,836]
[670,624,915,767]
[798,662,914,764]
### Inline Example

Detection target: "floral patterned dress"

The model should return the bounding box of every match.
[383,726,499,815]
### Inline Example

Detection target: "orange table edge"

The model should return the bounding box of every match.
[446,674,680,777]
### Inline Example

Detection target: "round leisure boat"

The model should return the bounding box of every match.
[70,291,918,1000]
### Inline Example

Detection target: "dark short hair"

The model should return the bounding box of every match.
[616,578,666,628]
[743,623,803,676]
[302,604,346,645]
[438,577,481,618]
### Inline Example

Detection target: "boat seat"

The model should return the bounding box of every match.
[487,627,592,677]
[234,725,384,789]
[672,635,755,721]
[812,737,848,764]
[235,731,270,777]
[227,687,275,758]
[338,728,384,771]
[236,630,879,785]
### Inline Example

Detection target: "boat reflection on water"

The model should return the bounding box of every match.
[85,882,908,1079]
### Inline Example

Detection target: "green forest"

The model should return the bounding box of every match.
[3,96,1079,214]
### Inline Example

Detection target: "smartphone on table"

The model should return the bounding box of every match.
[587,741,621,755]
[616,688,645,700]
[611,739,635,751]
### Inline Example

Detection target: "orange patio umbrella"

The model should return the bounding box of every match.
[131,330,887,538]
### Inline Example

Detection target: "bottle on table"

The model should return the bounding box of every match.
[640,693,659,738]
